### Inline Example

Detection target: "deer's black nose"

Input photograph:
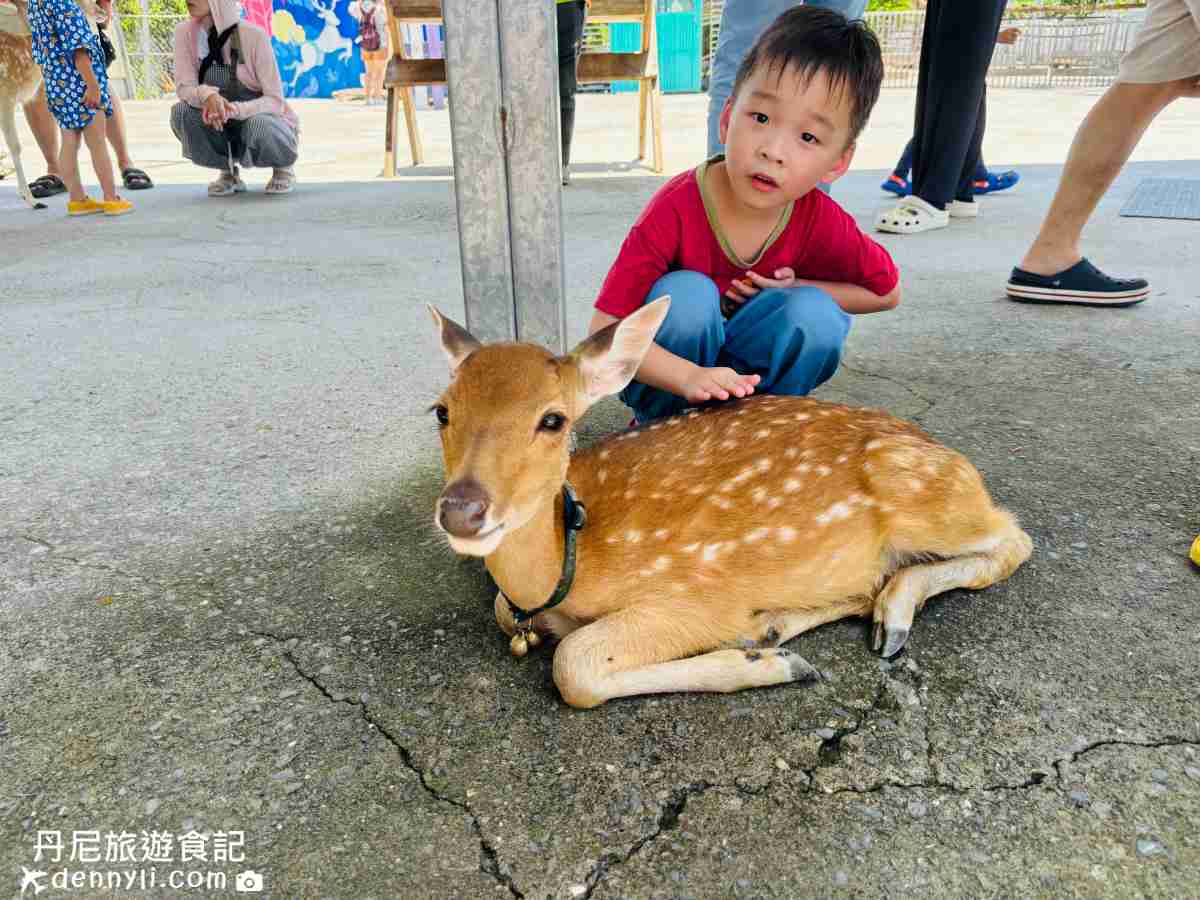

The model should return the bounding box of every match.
[438,479,491,537]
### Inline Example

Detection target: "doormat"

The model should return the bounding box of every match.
[1119,178,1200,220]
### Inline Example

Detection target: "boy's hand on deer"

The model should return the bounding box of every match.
[682,365,760,404]
[724,268,798,307]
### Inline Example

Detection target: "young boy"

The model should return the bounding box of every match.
[589,7,898,425]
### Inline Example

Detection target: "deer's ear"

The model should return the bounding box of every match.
[570,297,670,407]
[428,306,483,375]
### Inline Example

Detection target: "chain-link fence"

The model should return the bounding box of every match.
[114,4,1146,100]
[702,2,1144,90]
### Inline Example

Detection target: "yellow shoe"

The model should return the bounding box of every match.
[102,198,134,217]
[67,197,104,216]
[1190,534,1200,567]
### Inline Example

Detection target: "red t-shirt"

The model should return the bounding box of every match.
[594,161,899,319]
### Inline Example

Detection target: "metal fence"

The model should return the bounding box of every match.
[115,5,1146,100]
[701,2,1144,90]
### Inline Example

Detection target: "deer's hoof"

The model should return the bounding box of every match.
[874,622,909,658]
[777,648,820,683]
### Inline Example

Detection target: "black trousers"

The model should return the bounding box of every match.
[557,0,587,167]
[911,0,1007,206]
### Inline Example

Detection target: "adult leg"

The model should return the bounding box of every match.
[721,286,850,397]
[557,0,586,184]
[104,92,134,173]
[619,271,725,424]
[1018,78,1197,277]
[22,84,66,197]
[910,0,1006,208]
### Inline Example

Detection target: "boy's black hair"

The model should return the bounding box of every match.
[730,6,884,144]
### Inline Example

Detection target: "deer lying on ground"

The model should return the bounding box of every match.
[429,298,1032,709]
[0,0,44,209]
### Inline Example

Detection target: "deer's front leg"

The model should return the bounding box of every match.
[552,605,820,709]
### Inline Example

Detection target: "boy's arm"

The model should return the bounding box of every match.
[794,278,900,314]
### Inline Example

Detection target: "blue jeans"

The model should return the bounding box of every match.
[706,0,870,160]
[619,271,851,424]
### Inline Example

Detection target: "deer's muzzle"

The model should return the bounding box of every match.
[437,479,492,538]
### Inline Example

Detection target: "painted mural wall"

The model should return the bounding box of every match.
[235,0,367,99]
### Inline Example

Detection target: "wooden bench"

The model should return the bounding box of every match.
[382,0,662,176]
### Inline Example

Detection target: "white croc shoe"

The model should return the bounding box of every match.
[875,195,950,234]
[949,199,980,218]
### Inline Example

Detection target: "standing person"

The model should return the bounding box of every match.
[591,8,898,426]
[881,25,1021,199]
[875,0,1008,233]
[557,0,587,185]
[706,0,868,162]
[26,0,132,215]
[171,0,300,196]
[350,0,389,107]
[1005,0,1198,307]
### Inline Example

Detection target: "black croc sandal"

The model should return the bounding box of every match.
[121,168,154,190]
[1007,258,1149,307]
[29,174,67,198]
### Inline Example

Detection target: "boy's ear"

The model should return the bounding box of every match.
[820,140,857,186]
[717,97,734,148]
[569,297,671,409]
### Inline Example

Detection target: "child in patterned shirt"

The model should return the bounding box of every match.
[27,0,132,215]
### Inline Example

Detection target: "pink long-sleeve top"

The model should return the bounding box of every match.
[173,1,299,132]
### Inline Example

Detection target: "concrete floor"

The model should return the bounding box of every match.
[1,89,1198,899]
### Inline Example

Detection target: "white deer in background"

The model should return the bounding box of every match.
[288,0,354,90]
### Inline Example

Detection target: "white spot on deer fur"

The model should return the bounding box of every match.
[770,418,789,425]
[605,535,620,544]
[836,454,849,464]
[626,530,643,542]
[597,470,608,484]
[624,490,636,500]
[778,526,797,543]
[819,411,831,417]
[653,556,671,571]
[755,429,770,439]
[709,496,733,510]
[785,447,798,458]
[702,543,723,562]
[619,431,638,440]
[650,492,664,500]
[654,529,670,540]
[816,502,853,525]
[688,411,699,419]
[688,485,705,495]
[784,479,801,493]
[752,487,768,504]
[721,440,737,450]
[734,468,755,483]
[795,464,812,474]
[682,542,700,554]
[600,449,611,460]
[649,423,662,430]
[667,417,682,427]
[816,465,832,476]
[736,410,747,416]
[756,459,772,473]
[744,528,770,544]
[795,413,810,421]
[768,498,783,509]
[865,440,883,451]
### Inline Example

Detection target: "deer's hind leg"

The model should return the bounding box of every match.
[873,506,1033,658]
[552,603,820,709]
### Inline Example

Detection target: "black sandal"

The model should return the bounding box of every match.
[29,175,67,198]
[122,168,154,190]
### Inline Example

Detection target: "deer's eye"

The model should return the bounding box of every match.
[434,405,449,427]
[539,412,566,433]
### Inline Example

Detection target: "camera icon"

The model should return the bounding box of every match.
[235,870,264,893]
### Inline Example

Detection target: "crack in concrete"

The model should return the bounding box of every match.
[1052,737,1200,784]
[839,363,936,419]
[248,629,524,899]
[582,781,714,900]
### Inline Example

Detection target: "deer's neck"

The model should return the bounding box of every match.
[486,488,567,610]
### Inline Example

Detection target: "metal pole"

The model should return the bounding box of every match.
[441,0,566,351]
[138,0,152,99]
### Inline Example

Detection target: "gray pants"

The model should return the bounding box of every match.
[170,102,298,171]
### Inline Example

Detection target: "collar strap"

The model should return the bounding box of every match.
[504,483,587,626]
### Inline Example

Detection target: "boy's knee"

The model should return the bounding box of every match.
[650,271,722,325]
[777,286,850,349]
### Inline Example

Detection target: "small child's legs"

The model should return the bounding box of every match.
[59,114,118,203]
[619,270,850,424]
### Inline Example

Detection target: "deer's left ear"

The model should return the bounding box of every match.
[428,306,483,376]
[569,297,670,408]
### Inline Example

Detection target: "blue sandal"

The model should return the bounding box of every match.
[880,174,911,197]
[974,169,1019,194]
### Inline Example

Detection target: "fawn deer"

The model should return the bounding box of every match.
[429,298,1032,709]
[0,0,43,209]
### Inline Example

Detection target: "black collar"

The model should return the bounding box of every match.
[504,483,587,626]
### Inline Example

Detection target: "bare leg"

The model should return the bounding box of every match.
[80,115,119,202]
[104,93,135,173]
[58,128,86,202]
[1019,78,1198,275]
[22,83,62,178]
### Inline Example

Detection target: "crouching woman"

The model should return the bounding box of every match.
[171,0,300,196]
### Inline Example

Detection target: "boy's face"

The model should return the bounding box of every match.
[719,64,857,211]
